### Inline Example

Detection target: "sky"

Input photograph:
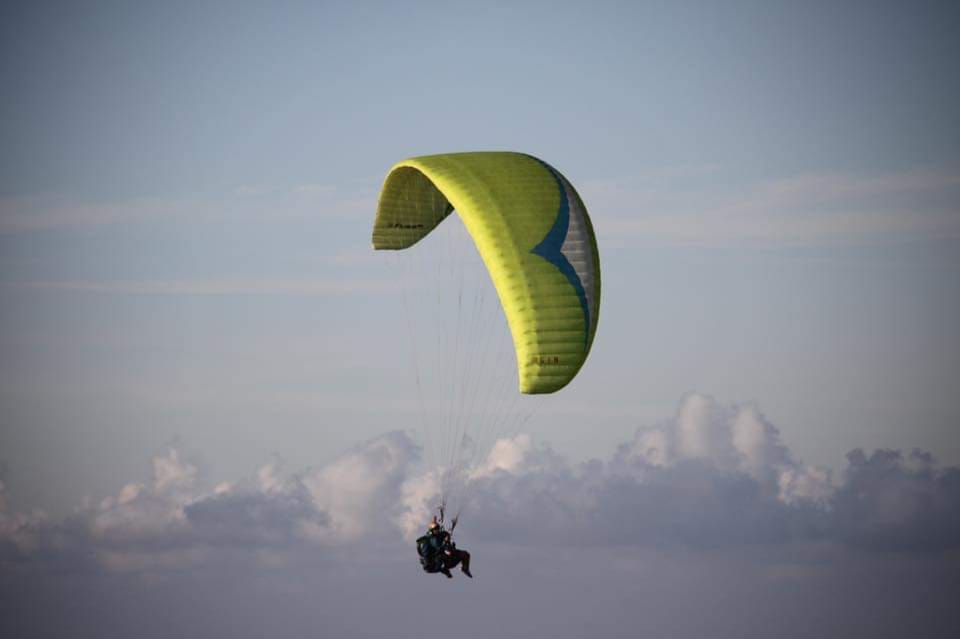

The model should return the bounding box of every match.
[1,1,959,637]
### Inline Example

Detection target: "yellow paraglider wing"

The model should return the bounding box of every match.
[372,152,600,394]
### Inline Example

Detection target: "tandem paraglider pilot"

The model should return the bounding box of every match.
[416,516,472,579]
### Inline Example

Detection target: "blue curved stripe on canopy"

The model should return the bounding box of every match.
[529,160,591,347]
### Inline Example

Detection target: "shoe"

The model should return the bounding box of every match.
[440,568,453,579]
[462,567,473,578]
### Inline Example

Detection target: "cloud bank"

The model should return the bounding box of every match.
[3,393,958,574]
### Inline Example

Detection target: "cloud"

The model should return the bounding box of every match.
[0,194,183,234]
[2,394,959,576]
[615,393,833,503]
[833,448,960,551]
[0,432,423,572]
[0,478,47,555]
[299,431,419,543]
[587,167,960,247]
[0,179,378,234]
[3,277,394,296]
[453,395,825,547]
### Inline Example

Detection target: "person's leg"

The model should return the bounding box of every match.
[458,550,472,578]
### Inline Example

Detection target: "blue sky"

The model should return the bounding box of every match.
[1,2,959,637]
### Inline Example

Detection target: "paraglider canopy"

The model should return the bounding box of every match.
[372,152,601,394]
